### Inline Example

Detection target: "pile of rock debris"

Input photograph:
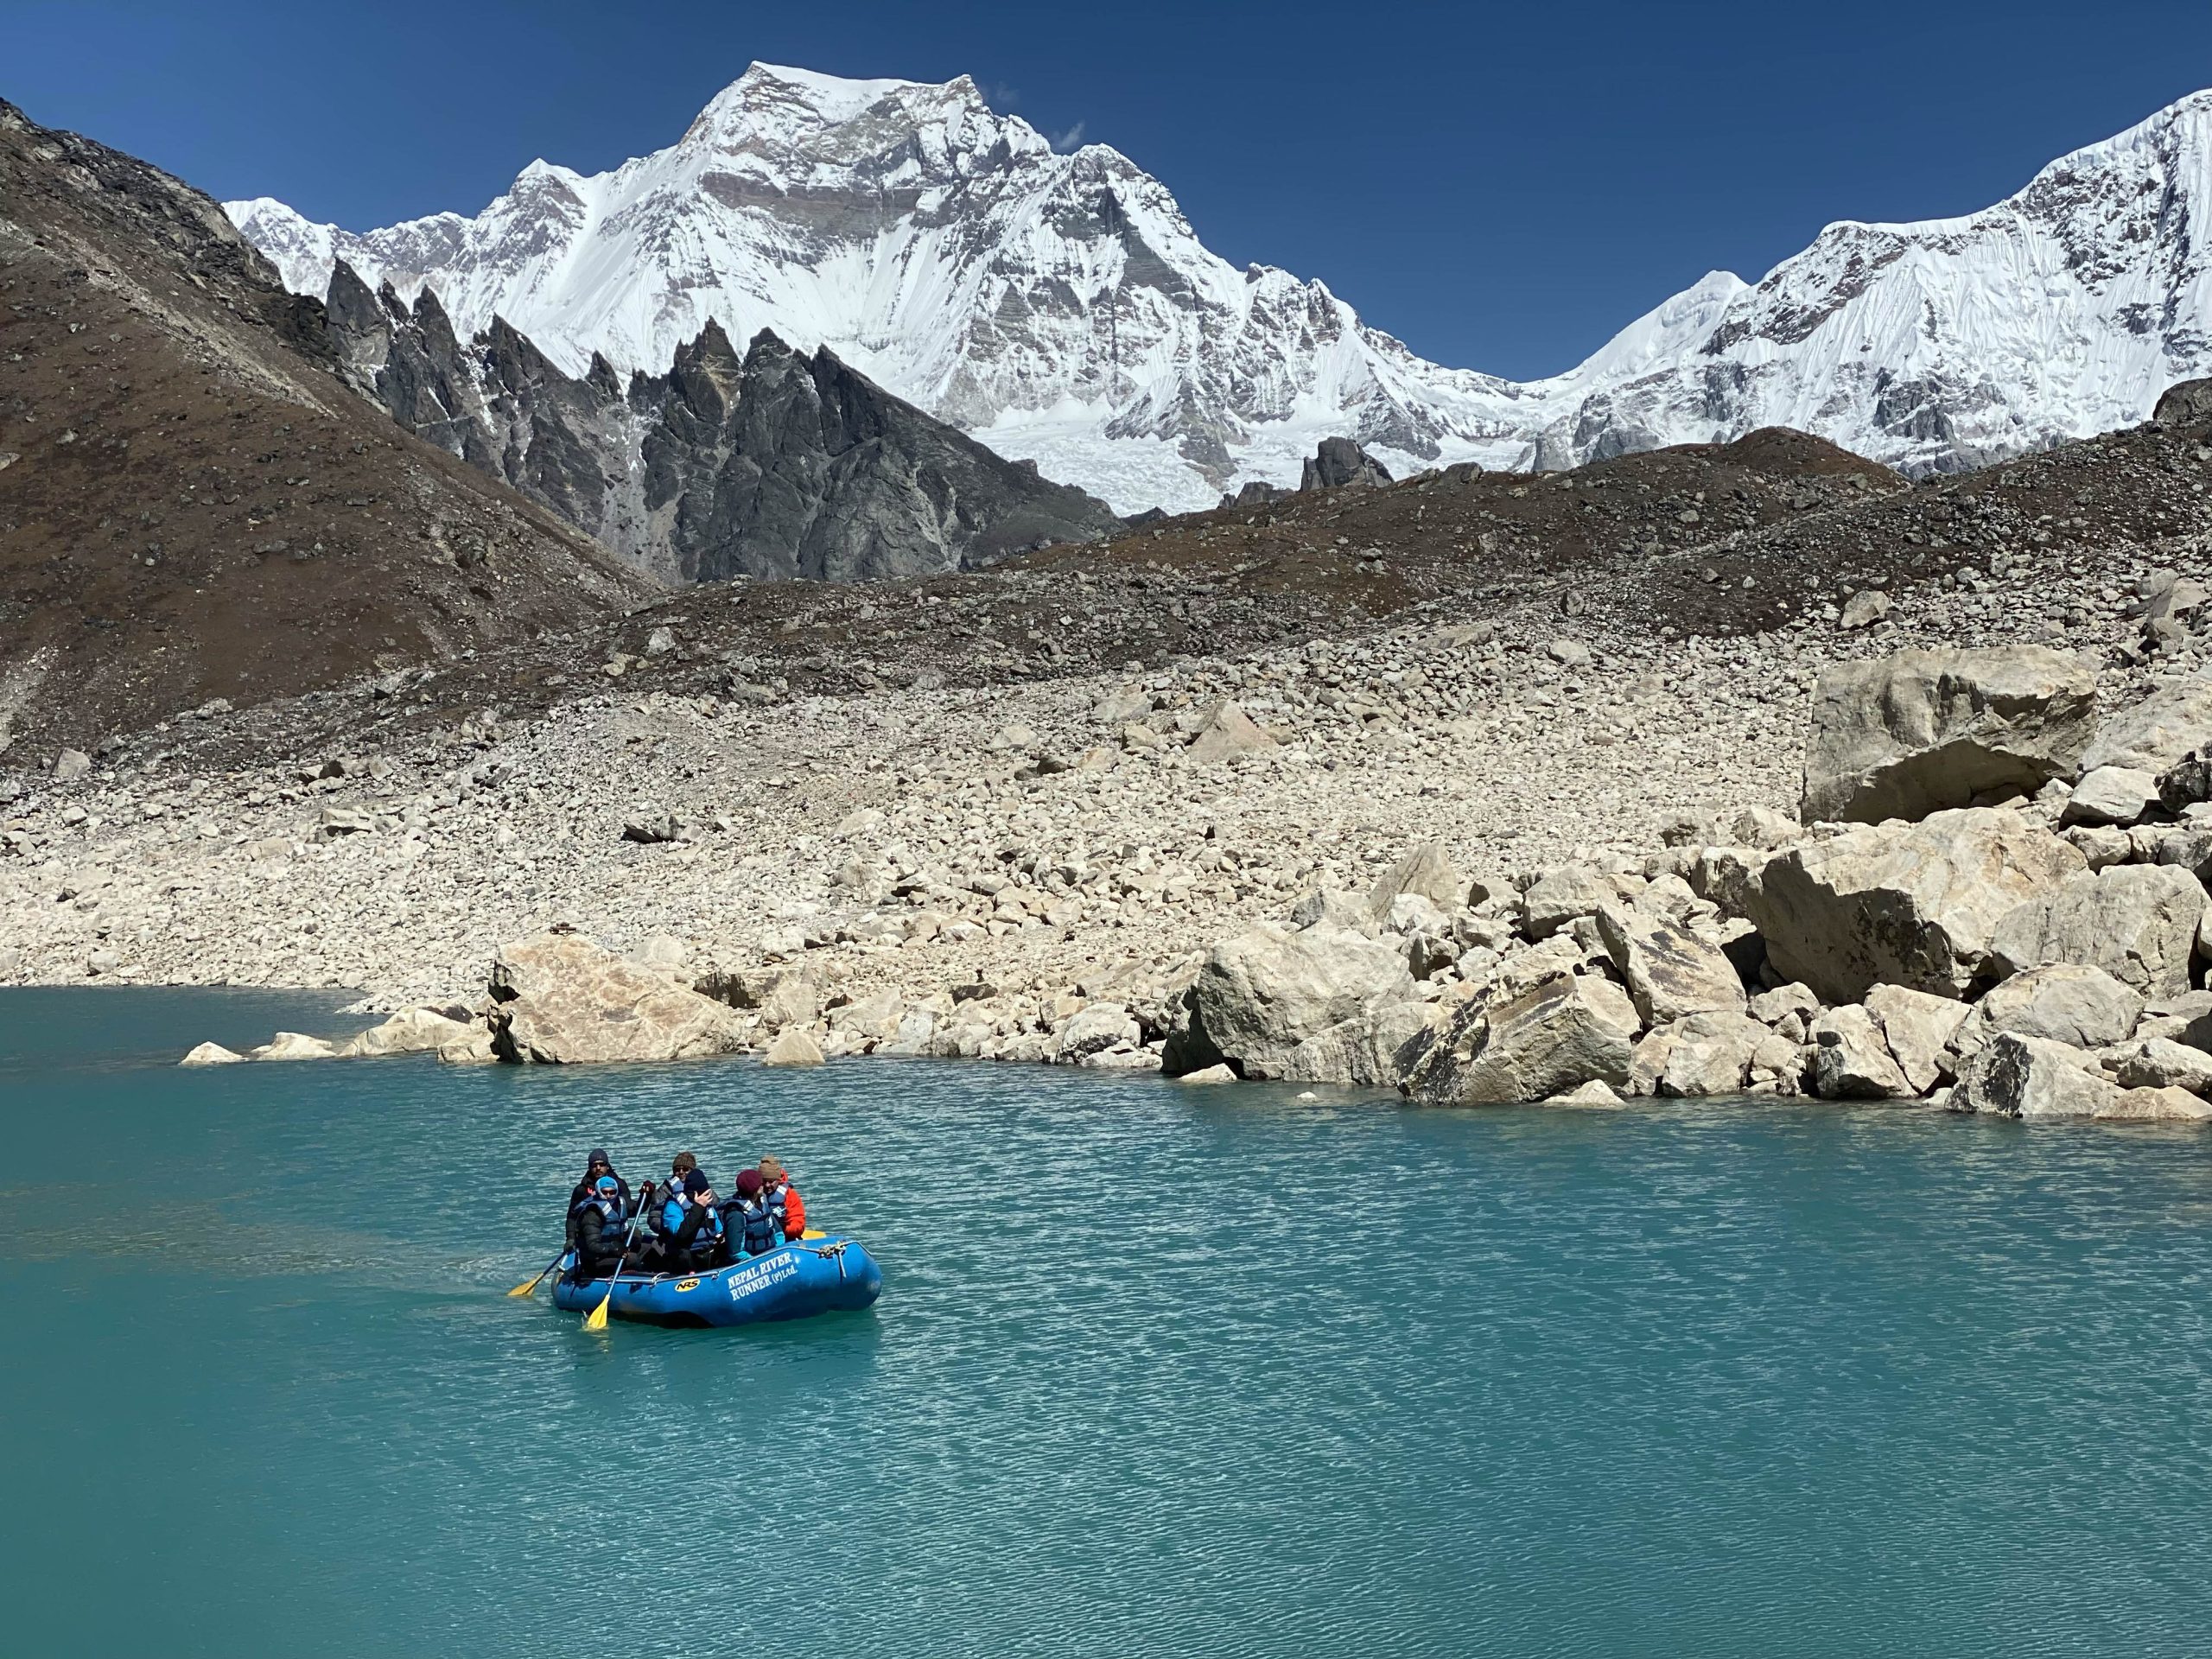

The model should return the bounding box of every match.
[181,641,2212,1124]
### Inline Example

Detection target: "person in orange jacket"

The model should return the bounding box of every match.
[759,1156,806,1239]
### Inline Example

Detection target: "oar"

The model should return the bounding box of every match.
[506,1250,569,1298]
[582,1192,653,1333]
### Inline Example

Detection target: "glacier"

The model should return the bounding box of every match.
[228,65,2212,515]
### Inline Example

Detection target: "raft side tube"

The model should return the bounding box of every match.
[549,1236,882,1327]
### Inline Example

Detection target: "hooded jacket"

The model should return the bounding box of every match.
[571,1193,632,1278]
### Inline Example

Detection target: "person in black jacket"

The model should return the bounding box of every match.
[564,1149,632,1248]
[571,1176,635,1281]
[567,1148,632,1212]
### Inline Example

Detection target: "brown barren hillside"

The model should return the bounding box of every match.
[0,98,655,758]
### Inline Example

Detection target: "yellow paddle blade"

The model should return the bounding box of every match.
[801,1230,826,1240]
[505,1276,542,1297]
[582,1294,611,1332]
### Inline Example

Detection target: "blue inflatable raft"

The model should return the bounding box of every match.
[550,1236,882,1328]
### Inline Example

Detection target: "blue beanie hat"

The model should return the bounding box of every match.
[594,1175,620,1194]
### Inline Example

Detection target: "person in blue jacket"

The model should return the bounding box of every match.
[654,1167,727,1272]
[645,1154,696,1234]
[721,1167,782,1260]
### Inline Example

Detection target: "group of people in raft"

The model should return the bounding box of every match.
[563,1148,807,1281]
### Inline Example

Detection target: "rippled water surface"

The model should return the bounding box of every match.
[7,988,2212,1656]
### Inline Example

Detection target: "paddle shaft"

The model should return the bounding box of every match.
[585,1189,655,1327]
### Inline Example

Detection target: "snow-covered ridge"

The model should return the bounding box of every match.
[229,67,2212,512]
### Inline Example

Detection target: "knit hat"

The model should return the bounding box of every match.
[683,1168,712,1199]
[735,1168,764,1198]
[594,1175,620,1194]
[672,1152,698,1175]
[587,1148,611,1167]
[758,1157,787,1182]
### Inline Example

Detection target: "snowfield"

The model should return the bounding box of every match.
[230,66,2212,513]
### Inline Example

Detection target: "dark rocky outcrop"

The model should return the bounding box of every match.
[1221,480,1288,510]
[327,270,1122,584]
[2154,378,2212,427]
[1300,436,1394,492]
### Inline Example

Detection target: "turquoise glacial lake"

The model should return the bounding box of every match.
[6,987,2212,1657]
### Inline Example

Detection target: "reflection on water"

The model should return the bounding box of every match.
[4,988,2212,1659]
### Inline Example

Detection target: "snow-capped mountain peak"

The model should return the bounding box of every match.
[228,70,2212,512]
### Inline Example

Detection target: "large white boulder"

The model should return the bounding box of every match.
[1593,904,1745,1025]
[1808,1005,1913,1098]
[2060,766,2161,828]
[1057,1002,1141,1062]
[251,1032,340,1061]
[762,1026,825,1068]
[2080,675,2212,773]
[437,1030,499,1065]
[1801,645,2096,823]
[1633,1010,1796,1096]
[2107,1037,2212,1094]
[1184,923,1416,1081]
[1541,1079,1626,1109]
[1951,1032,2123,1119]
[1967,963,2144,1050]
[2099,1085,2212,1121]
[826,988,906,1043]
[1185,701,1278,765]
[342,1006,480,1058]
[1988,864,2207,998]
[488,934,748,1064]
[1367,842,1466,918]
[1521,865,1630,941]
[1863,983,1972,1093]
[1277,1000,1437,1088]
[1407,973,1641,1104]
[1746,808,2085,1002]
[753,976,822,1033]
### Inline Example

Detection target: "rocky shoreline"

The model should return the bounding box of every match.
[18,593,2212,1124]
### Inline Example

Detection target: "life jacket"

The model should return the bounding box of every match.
[727,1195,780,1258]
[766,1179,805,1238]
[571,1194,629,1268]
[573,1193,626,1230]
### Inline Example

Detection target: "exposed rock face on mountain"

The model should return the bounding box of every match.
[1301,437,1393,492]
[324,267,1119,583]
[0,99,652,754]
[230,67,2212,512]
[2155,378,2212,425]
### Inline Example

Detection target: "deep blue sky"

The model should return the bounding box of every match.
[12,0,2212,379]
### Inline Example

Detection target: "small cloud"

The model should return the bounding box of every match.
[1051,122,1087,152]
[983,81,1021,111]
